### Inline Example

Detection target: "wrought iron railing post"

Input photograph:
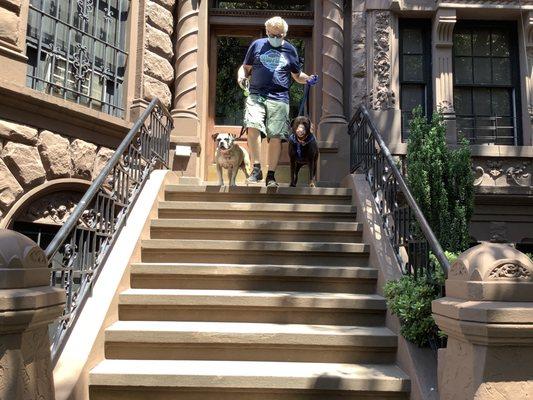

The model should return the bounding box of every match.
[44,98,172,363]
[348,105,450,280]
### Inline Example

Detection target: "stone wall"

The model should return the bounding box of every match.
[143,0,175,108]
[0,119,114,223]
[351,0,367,113]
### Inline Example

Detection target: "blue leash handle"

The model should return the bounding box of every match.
[297,83,311,117]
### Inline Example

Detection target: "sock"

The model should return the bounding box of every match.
[266,170,275,181]
[253,163,261,170]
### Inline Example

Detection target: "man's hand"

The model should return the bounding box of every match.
[306,74,319,86]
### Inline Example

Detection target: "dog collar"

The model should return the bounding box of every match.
[289,134,315,161]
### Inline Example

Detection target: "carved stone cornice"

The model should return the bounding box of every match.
[473,157,532,188]
[208,9,313,19]
[433,8,456,48]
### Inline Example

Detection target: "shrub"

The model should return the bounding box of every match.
[406,107,474,253]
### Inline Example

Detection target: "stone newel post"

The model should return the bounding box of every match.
[0,229,65,400]
[432,243,533,399]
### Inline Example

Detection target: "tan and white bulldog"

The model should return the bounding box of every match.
[213,133,251,186]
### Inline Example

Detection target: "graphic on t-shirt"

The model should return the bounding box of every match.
[259,49,288,72]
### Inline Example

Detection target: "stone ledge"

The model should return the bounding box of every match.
[0,79,131,148]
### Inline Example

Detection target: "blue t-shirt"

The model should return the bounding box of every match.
[243,38,301,103]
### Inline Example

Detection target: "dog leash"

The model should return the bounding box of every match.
[297,83,311,117]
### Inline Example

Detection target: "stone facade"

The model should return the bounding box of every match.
[0,118,114,224]
[143,0,176,108]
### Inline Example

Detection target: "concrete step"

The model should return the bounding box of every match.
[118,289,386,326]
[158,201,357,221]
[104,321,397,364]
[165,185,352,205]
[140,239,370,266]
[130,263,377,294]
[150,219,363,242]
[89,359,410,400]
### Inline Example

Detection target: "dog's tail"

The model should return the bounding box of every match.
[241,147,252,177]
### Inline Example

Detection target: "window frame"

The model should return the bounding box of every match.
[399,19,433,142]
[452,20,522,145]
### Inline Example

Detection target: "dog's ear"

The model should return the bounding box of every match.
[211,133,219,141]
[230,133,237,139]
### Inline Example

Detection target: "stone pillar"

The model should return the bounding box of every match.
[433,243,533,400]
[522,11,533,144]
[0,0,29,84]
[0,229,65,400]
[432,8,457,144]
[318,0,348,185]
[171,0,201,182]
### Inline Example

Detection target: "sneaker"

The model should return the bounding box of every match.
[247,167,263,183]
[266,178,279,187]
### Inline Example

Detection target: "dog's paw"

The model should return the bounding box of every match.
[308,181,316,188]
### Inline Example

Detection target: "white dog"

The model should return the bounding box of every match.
[213,133,251,186]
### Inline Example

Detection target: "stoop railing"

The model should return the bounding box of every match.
[45,98,172,363]
[348,105,450,282]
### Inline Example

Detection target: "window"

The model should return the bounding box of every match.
[212,0,312,11]
[453,23,520,145]
[399,20,432,140]
[26,0,129,117]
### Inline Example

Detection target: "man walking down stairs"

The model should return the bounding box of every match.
[89,185,410,399]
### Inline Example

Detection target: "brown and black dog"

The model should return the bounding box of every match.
[288,116,319,187]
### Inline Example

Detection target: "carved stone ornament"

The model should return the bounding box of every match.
[450,261,468,278]
[0,229,46,269]
[472,158,532,187]
[19,191,82,225]
[506,162,531,187]
[369,11,395,110]
[489,262,531,280]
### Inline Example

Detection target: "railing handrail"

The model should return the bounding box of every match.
[349,104,451,278]
[45,98,171,260]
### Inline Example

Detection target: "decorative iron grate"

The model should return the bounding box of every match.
[348,105,450,281]
[26,0,128,116]
[45,99,172,363]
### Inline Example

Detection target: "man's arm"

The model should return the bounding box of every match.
[237,65,252,84]
[291,71,311,84]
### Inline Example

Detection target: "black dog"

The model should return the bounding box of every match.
[288,116,319,187]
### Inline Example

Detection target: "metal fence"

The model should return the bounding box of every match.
[44,98,172,363]
[348,105,450,281]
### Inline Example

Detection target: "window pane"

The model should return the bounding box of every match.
[473,88,491,115]
[492,88,512,116]
[457,117,474,141]
[492,58,511,85]
[472,29,490,56]
[401,84,425,112]
[454,87,472,115]
[455,57,473,84]
[454,31,472,56]
[491,30,510,56]
[403,55,424,81]
[402,28,423,54]
[473,57,491,84]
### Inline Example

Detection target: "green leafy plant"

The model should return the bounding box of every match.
[406,107,474,253]
[384,252,458,347]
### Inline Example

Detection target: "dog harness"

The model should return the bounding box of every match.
[288,133,316,162]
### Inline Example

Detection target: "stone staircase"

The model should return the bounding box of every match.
[88,185,410,399]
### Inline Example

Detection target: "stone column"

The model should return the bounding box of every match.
[318,0,348,185]
[432,8,457,144]
[433,243,533,400]
[0,229,65,400]
[522,11,533,145]
[171,0,201,183]
[0,0,29,84]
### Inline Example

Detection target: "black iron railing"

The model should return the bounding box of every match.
[348,105,450,281]
[45,98,172,363]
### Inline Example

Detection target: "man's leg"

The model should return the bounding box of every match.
[247,128,262,165]
[267,138,282,172]
[264,99,290,187]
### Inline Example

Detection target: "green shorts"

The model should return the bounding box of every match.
[243,94,290,141]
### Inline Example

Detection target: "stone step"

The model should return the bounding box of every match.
[150,218,363,242]
[104,321,397,364]
[140,239,370,266]
[157,201,357,221]
[165,185,352,205]
[130,263,377,294]
[118,289,386,326]
[89,359,410,400]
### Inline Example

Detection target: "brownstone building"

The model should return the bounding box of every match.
[1,0,531,250]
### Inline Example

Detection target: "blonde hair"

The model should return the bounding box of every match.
[265,16,288,35]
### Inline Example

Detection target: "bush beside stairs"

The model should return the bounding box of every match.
[88,184,411,399]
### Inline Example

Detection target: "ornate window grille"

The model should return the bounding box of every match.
[26,0,129,117]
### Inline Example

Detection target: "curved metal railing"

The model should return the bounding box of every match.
[348,105,450,280]
[45,98,172,363]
